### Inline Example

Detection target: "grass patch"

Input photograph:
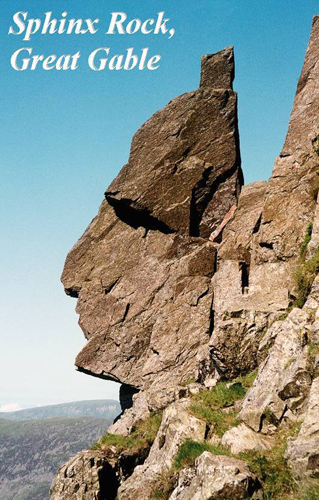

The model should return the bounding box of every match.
[190,404,240,436]
[189,381,245,435]
[189,373,256,436]
[284,358,296,370]
[300,222,313,258]
[239,422,300,500]
[294,246,319,308]
[242,451,296,500]
[278,312,289,321]
[152,439,228,500]
[92,411,162,454]
[180,378,196,387]
[152,471,177,500]
[173,439,229,471]
[308,342,319,362]
[297,482,319,500]
[153,421,304,500]
[191,381,246,409]
[235,368,258,390]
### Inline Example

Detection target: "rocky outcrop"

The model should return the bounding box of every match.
[53,15,319,500]
[221,423,275,454]
[239,275,319,432]
[169,452,262,500]
[207,16,319,380]
[286,376,319,478]
[117,400,206,500]
[50,451,118,500]
[61,46,243,412]
[254,15,319,265]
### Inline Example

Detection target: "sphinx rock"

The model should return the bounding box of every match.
[61,47,242,412]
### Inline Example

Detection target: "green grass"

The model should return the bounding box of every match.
[152,439,231,499]
[300,222,313,258]
[297,482,319,500]
[242,451,296,500]
[152,471,178,500]
[235,368,258,390]
[92,411,162,454]
[308,342,319,362]
[188,373,257,436]
[189,381,245,435]
[153,419,305,500]
[191,381,246,409]
[294,246,319,308]
[173,439,229,471]
[278,312,289,321]
[180,378,196,387]
[284,358,296,370]
[239,422,301,500]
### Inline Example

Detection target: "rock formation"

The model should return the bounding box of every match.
[52,15,319,500]
[61,45,242,416]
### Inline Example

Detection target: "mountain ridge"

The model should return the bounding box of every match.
[0,399,120,421]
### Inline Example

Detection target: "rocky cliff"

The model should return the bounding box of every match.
[52,16,319,500]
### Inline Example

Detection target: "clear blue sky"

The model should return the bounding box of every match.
[1,0,317,410]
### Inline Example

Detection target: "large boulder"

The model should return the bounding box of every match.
[286,376,319,478]
[239,307,312,432]
[50,451,118,500]
[221,423,275,454]
[117,399,206,500]
[169,452,262,500]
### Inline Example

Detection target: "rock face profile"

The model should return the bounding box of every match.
[53,16,319,500]
[61,45,242,412]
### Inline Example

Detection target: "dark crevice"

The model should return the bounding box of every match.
[105,194,175,234]
[119,384,139,413]
[195,288,209,306]
[213,252,218,274]
[209,349,226,378]
[112,383,140,425]
[209,296,215,337]
[76,365,122,384]
[122,303,130,322]
[189,162,241,237]
[103,277,120,295]
[64,287,79,298]
[239,262,250,293]
[259,242,274,250]
[252,214,262,234]
[204,423,210,440]
[99,462,119,500]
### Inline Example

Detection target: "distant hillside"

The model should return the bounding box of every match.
[0,400,121,500]
[0,399,120,421]
[0,416,113,500]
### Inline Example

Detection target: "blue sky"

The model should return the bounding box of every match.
[1,0,317,409]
